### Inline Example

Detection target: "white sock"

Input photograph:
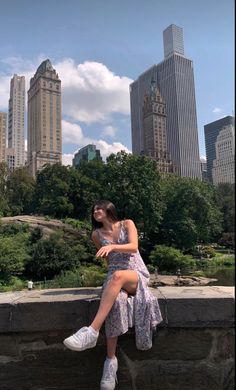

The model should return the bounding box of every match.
[106,356,116,361]
[89,326,99,336]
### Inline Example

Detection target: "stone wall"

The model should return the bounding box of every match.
[0,286,234,390]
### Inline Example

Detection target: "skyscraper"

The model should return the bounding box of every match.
[8,75,25,168]
[27,59,62,177]
[0,112,7,163]
[130,24,201,179]
[212,124,235,185]
[204,116,235,182]
[142,79,174,174]
[72,144,102,167]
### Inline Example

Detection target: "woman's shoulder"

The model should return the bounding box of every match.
[91,229,100,240]
[122,219,136,228]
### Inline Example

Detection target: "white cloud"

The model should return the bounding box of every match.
[0,56,132,160]
[0,56,133,126]
[200,155,206,162]
[101,125,117,138]
[62,119,130,164]
[56,59,133,123]
[62,153,74,166]
[62,120,90,145]
[0,56,43,110]
[212,107,224,114]
[96,140,130,160]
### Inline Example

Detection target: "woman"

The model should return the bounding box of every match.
[63,200,163,390]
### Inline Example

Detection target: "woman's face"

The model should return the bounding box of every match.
[93,205,107,222]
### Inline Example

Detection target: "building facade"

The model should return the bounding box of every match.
[5,148,15,172]
[130,24,201,179]
[200,157,207,181]
[72,144,102,167]
[0,112,7,163]
[212,124,235,185]
[142,80,175,174]
[204,116,235,182]
[27,59,62,177]
[8,75,25,168]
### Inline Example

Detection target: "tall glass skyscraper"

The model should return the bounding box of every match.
[130,24,201,179]
[204,116,235,182]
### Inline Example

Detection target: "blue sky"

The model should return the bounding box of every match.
[0,0,234,164]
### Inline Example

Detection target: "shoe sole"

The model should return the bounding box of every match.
[63,339,96,351]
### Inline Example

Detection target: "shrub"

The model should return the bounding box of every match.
[201,246,216,258]
[25,235,81,279]
[0,222,29,236]
[0,276,26,292]
[53,269,83,288]
[0,234,30,282]
[149,245,196,272]
[80,265,106,287]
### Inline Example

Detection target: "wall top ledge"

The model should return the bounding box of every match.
[0,286,234,333]
[0,285,234,305]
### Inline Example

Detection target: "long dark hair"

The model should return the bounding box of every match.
[91,200,118,229]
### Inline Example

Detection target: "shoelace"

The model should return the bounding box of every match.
[102,360,117,381]
[74,327,90,344]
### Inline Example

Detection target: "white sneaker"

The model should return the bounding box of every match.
[100,356,118,390]
[63,326,99,351]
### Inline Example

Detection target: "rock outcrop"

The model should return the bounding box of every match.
[0,215,86,239]
[150,274,218,286]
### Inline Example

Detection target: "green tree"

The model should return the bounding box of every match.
[0,162,10,216]
[0,234,30,282]
[105,152,163,240]
[7,167,35,215]
[34,164,74,218]
[149,245,196,272]
[215,183,235,233]
[25,234,77,279]
[158,175,223,250]
[74,160,106,219]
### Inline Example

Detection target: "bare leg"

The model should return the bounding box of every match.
[91,270,138,331]
[106,336,118,359]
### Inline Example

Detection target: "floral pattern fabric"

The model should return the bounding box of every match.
[97,222,163,350]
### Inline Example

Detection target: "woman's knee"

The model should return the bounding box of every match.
[111,271,123,284]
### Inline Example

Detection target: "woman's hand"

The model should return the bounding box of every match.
[96,245,116,258]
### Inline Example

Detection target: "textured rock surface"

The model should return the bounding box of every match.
[149,274,218,286]
[0,215,85,239]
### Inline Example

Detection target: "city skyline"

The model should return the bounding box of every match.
[0,0,234,165]
[130,24,202,179]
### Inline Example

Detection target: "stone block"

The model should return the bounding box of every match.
[119,327,213,361]
[134,359,235,390]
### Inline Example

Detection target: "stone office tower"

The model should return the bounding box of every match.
[204,116,235,182]
[130,24,201,179]
[142,79,174,174]
[27,59,62,177]
[0,112,7,163]
[8,75,25,168]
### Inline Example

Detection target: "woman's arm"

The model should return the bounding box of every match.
[95,219,138,258]
[91,230,101,250]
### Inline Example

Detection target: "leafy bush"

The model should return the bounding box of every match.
[0,234,30,282]
[0,222,29,236]
[201,246,216,258]
[52,269,83,288]
[149,245,196,272]
[0,276,26,292]
[63,218,91,231]
[25,235,81,279]
[80,265,106,287]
